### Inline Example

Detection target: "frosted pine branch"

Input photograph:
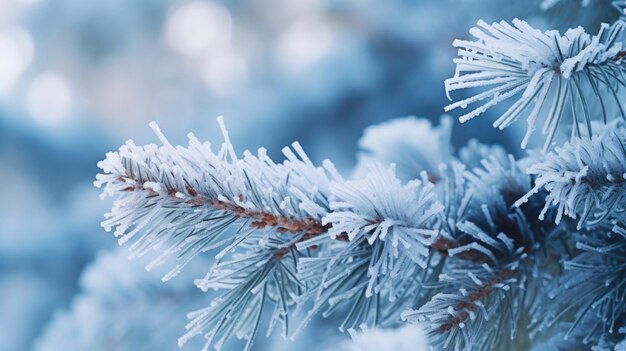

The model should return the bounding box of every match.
[445,19,626,149]
[85,0,626,346]
[94,118,478,350]
[541,228,626,346]
[324,165,441,275]
[95,117,341,280]
[295,165,442,335]
[180,233,305,351]
[515,123,626,228]
[439,155,537,262]
[402,154,554,351]
[95,118,348,350]
[402,261,526,351]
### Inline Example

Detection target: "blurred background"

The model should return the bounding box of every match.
[0,0,620,350]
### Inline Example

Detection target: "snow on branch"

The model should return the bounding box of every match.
[515,123,626,228]
[445,19,626,149]
[294,166,442,334]
[402,155,549,350]
[354,116,453,182]
[97,117,520,350]
[402,261,525,351]
[338,324,429,351]
[324,165,441,277]
[95,118,346,350]
[95,117,341,280]
[180,233,305,351]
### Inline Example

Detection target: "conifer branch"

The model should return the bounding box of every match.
[90,9,626,346]
[541,227,626,346]
[516,123,626,228]
[96,119,493,349]
[445,19,626,149]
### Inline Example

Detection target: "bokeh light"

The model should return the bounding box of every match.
[26,72,73,126]
[275,18,334,73]
[0,27,34,96]
[202,51,249,95]
[164,1,232,57]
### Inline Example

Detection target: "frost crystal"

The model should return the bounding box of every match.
[95,118,343,350]
[354,116,452,182]
[323,165,441,295]
[445,19,626,148]
[516,123,626,228]
[95,117,340,280]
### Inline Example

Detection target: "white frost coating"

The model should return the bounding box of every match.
[400,154,537,351]
[94,118,345,351]
[94,117,340,279]
[338,324,429,351]
[560,24,622,78]
[402,262,521,350]
[445,19,625,149]
[515,123,626,229]
[323,165,441,297]
[354,115,452,182]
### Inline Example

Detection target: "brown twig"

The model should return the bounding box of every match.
[212,200,331,235]
[431,236,491,263]
[118,176,349,259]
[614,50,626,61]
[437,268,515,333]
[118,176,485,262]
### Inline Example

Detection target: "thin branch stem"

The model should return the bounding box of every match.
[119,175,487,263]
[437,268,515,333]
